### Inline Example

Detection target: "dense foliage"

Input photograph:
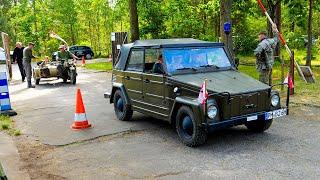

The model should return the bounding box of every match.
[0,0,319,61]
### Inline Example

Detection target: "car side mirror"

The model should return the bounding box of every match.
[234,58,240,69]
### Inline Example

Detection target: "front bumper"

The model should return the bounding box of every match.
[203,108,288,129]
[104,92,111,99]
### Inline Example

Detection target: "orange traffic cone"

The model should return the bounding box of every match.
[82,56,86,67]
[71,88,91,130]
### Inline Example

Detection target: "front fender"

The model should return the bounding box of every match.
[108,83,131,105]
[170,96,205,124]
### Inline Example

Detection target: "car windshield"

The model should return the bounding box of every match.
[163,47,232,74]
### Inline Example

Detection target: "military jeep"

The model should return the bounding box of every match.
[105,38,289,147]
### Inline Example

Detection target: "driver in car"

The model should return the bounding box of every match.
[152,54,165,74]
[56,45,78,77]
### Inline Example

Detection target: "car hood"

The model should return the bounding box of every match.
[171,70,270,94]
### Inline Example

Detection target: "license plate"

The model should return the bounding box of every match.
[247,115,258,121]
[265,108,287,120]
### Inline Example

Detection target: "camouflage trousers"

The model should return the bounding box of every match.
[259,69,272,85]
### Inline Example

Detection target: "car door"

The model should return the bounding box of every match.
[69,46,77,55]
[142,49,168,119]
[75,46,84,57]
[124,49,144,107]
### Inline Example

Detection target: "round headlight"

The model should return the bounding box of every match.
[271,94,280,107]
[207,105,218,119]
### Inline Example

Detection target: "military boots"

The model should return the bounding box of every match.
[27,80,35,88]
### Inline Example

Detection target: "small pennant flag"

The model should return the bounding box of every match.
[198,80,208,105]
[284,74,294,89]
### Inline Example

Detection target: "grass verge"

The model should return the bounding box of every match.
[237,49,320,66]
[239,64,320,105]
[84,62,113,71]
[0,115,21,136]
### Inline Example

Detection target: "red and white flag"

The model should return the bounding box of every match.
[198,80,208,105]
[284,74,294,89]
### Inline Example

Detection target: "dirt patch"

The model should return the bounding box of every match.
[14,129,146,179]
[290,105,320,121]
[15,136,66,180]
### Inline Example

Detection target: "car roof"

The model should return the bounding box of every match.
[70,45,90,48]
[115,38,226,71]
[132,38,223,48]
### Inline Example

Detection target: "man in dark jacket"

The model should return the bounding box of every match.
[13,42,26,82]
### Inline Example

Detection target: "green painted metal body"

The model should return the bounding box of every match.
[107,39,282,127]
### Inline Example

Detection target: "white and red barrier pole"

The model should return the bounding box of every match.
[257,0,306,82]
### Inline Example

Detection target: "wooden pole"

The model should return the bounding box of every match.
[281,55,285,91]
[290,51,295,95]
[1,32,12,81]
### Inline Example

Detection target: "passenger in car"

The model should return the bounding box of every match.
[152,54,165,74]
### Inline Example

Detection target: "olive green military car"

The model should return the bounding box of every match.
[105,39,289,147]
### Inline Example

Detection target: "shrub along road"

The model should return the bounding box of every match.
[2,64,320,179]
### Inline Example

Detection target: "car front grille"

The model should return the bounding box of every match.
[219,91,269,120]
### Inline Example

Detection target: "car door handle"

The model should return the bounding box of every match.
[125,76,130,80]
[144,79,150,83]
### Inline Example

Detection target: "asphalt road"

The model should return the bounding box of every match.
[3,63,320,179]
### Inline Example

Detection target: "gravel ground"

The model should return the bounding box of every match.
[16,105,320,179]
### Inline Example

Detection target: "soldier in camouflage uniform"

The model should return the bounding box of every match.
[254,24,279,85]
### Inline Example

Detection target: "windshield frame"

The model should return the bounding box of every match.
[162,46,235,75]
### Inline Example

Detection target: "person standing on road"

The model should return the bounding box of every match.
[254,24,279,85]
[13,42,26,82]
[23,42,36,88]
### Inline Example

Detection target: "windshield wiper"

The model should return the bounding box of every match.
[176,67,197,71]
[200,65,220,69]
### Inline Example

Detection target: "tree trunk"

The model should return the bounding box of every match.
[306,0,313,67]
[129,0,140,42]
[32,0,37,32]
[274,1,281,57]
[220,0,233,58]
[291,21,295,32]
[267,1,275,38]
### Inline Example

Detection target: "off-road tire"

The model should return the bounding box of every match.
[245,119,273,133]
[62,75,68,83]
[113,90,133,121]
[70,70,77,84]
[35,79,40,85]
[176,106,207,147]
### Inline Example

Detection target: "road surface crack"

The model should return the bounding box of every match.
[51,129,146,147]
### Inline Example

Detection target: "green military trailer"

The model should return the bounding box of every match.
[104,38,289,147]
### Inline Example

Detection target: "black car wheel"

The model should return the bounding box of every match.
[176,106,207,147]
[245,119,273,133]
[70,69,77,85]
[85,53,92,59]
[62,75,68,83]
[113,90,133,121]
